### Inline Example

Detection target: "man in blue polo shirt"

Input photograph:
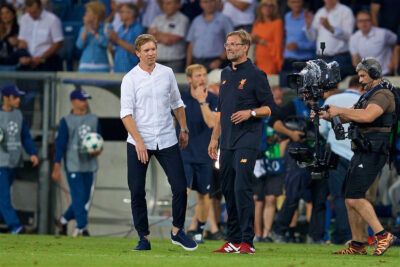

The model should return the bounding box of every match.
[180,64,218,244]
[209,30,276,254]
[186,0,233,71]
[0,85,39,234]
[280,0,315,88]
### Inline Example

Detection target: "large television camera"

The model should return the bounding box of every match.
[286,43,342,179]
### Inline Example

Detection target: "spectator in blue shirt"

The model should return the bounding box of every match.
[109,3,144,73]
[186,0,233,71]
[76,1,112,72]
[280,0,315,88]
[0,85,38,235]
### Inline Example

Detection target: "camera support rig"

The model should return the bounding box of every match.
[287,42,341,179]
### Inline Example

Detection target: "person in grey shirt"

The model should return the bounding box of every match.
[148,0,189,72]
[186,0,233,71]
[52,89,102,237]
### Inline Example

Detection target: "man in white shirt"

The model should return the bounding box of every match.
[222,0,255,33]
[349,10,397,75]
[17,0,64,71]
[148,0,189,72]
[142,0,163,28]
[120,34,197,252]
[304,0,355,78]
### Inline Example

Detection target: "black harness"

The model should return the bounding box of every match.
[353,81,399,129]
[350,81,400,157]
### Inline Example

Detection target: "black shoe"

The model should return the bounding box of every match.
[74,229,90,237]
[209,231,227,240]
[133,237,151,251]
[271,231,287,243]
[81,229,90,236]
[187,230,196,239]
[54,217,67,236]
[263,236,274,243]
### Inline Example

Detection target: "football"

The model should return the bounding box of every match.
[82,132,104,153]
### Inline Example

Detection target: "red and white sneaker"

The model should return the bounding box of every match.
[213,242,241,253]
[239,242,256,254]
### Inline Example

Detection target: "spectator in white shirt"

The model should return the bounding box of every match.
[349,10,397,75]
[304,0,355,78]
[17,0,63,71]
[120,34,197,251]
[222,0,256,33]
[148,0,189,72]
[142,0,163,29]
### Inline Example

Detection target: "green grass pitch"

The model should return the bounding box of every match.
[0,234,399,266]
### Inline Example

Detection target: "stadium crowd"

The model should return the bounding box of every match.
[0,0,399,78]
[1,0,400,252]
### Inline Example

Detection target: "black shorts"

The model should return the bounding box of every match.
[343,151,387,199]
[209,167,222,200]
[253,174,283,201]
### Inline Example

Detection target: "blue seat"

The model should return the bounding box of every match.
[51,0,72,20]
[66,3,86,22]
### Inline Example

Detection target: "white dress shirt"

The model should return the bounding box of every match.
[18,10,64,57]
[120,63,184,150]
[304,3,355,56]
[349,27,397,75]
[222,0,256,27]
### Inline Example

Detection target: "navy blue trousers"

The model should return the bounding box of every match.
[0,168,20,228]
[63,172,94,229]
[127,143,187,237]
[328,156,352,244]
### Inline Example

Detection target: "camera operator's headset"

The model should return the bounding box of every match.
[359,58,381,80]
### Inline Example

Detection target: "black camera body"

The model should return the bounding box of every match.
[286,50,342,179]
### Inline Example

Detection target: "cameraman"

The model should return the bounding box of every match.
[271,96,328,243]
[319,75,363,245]
[319,57,397,256]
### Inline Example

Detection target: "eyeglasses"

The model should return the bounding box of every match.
[224,42,245,48]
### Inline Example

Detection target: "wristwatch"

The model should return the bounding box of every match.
[181,129,189,134]
[251,109,256,117]
[200,101,209,106]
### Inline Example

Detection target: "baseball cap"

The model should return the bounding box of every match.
[70,88,92,100]
[1,85,25,97]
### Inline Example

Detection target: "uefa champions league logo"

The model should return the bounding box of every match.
[7,121,19,137]
[78,125,91,140]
